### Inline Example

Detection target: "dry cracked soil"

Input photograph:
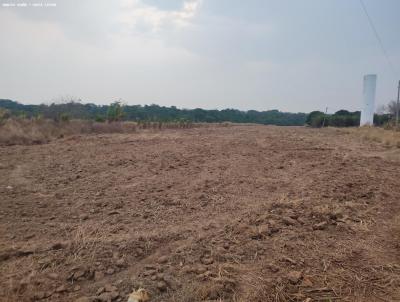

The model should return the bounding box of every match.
[1,125,400,302]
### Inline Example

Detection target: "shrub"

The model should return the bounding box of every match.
[60,113,70,122]
[0,108,11,124]
[95,115,106,122]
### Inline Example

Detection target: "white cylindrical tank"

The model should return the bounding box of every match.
[360,74,377,126]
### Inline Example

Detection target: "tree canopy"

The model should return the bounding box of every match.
[0,99,307,126]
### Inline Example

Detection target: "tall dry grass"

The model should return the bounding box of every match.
[0,118,198,146]
[346,126,400,148]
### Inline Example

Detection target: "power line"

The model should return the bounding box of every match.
[359,0,398,76]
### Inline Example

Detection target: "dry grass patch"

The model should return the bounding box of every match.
[0,118,200,146]
[345,126,400,148]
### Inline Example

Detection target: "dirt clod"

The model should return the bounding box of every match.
[55,285,68,293]
[157,256,168,264]
[104,284,118,292]
[287,270,302,284]
[156,280,168,292]
[313,221,328,230]
[282,216,297,226]
[97,291,119,302]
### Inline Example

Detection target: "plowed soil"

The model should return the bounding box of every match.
[1,125,400,302]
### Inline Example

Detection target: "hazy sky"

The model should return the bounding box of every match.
[1,0,399,113]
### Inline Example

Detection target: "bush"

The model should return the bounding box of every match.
[60,113,70,122]
[0,108,11,124]
[95,115,106,122]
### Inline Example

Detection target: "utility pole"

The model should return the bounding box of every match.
[322,107,328,128]
[396,80,400,128]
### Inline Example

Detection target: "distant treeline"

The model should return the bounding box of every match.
[305,110,391,127]
[1,99,393,127]
[0,99,307,126]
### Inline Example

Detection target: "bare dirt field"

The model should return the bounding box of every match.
[1,125,400,302]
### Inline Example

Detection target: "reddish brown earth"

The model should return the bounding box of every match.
[1,125,400,302]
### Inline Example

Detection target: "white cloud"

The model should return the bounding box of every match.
[118,0,202,33]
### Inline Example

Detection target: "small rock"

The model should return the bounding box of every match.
[106,268,115,275]
[104,284,117,292]
[48,273,59,280]
[282,256,297,265]
[297,217,306,225]
[6,185,13,190]
[282,217,297,226]
[97,292,119,302]
[157,256,168,264]
[313,221,328,230]
[143,269,156,276]
[55,285,67,293]
[196,266,207,274]
[79,214,89,220]
[73,270,86,280]
[287,271,302,284]
[74,285,81,291]
[181,265,192,274]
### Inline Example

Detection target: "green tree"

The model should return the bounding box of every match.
[306,111,325,127]
[107,101,125,122]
